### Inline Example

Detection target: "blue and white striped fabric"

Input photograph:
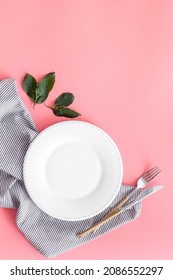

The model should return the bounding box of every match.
[0,78,142,258]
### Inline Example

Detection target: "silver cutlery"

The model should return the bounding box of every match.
[107,166,161,217]
[77,185,163,238]
[77,166,161,238]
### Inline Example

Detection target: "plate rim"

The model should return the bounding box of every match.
[23,120,123,221]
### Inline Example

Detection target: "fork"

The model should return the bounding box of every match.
[77,166,161,238]
[108,166,161,216]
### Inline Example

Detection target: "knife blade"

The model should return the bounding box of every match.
[123,185,164,211]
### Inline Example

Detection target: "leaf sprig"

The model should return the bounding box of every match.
[22,73,81,118]
[22,73,55,107]
[47,92,81,118]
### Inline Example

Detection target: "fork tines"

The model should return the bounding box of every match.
[143,166,161,182]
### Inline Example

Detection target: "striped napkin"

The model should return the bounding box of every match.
[0,78,142,258]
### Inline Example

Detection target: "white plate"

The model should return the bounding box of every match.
[23,121,123,221]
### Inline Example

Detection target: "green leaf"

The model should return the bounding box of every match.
[52,108,61,116]
[54,107,81,118]
[54,92,74,107]
[22,73,37,100]
[37,72,55,103]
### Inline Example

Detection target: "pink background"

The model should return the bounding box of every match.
[0,0,172,259]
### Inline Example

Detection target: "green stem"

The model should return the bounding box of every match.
[34,86,39,104]
[44,104,55,109]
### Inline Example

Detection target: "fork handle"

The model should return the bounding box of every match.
[108,188,138,216]
[111,188,138,212]
[77,196,130,238]
[106,195,130,215]
[77,196,129,238]
[77,189,138,238]
[77,208,122,238]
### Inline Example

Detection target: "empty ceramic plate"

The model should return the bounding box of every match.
[23,121,123,220]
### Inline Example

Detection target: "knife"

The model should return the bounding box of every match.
[121,185,164,212]
[77,185,164,238]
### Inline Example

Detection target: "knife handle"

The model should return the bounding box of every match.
[107,195,130,215]
[77,208,122,238]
